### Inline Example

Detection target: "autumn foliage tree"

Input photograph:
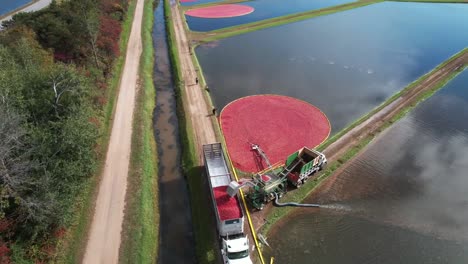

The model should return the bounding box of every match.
[0,0,129,261]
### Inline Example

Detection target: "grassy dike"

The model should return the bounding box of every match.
[119,0,159,263]
[164,0,219,263]
[53,1,138,263]
[260,57,467,236]
[191,0,382,42]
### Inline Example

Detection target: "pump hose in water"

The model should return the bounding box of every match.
[274,193,321,208]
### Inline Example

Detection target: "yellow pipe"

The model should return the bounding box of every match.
[256,162,284,175]
[225,149,266,264]
[270,257,275,264]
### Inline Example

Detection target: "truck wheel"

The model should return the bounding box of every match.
[319,162,327,171]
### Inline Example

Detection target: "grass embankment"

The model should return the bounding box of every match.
[165,0,219,263]
[261,50,467,236]
[190,0,382,42]
[53,1,138,263]
[189,45,223,139]
[119,0,159,263]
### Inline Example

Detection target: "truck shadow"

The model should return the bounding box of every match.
[185,165,223,264]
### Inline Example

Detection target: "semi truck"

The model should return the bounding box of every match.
[203,143,253,264]
[228,145,327,210]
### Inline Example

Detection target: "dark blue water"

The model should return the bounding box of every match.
[0,0,32,16]
[267,69,468,263]
[186,0,355,31]
[196,2,468,133]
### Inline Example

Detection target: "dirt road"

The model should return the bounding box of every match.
[170,0,217,157]
[82,0,143,262]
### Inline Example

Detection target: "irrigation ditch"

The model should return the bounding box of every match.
[165,0,221,263]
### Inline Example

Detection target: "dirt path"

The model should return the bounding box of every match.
[82,0,143,262]
[170,0,217,156]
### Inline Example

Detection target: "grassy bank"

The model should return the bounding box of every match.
[165,0,219,263]
[119,0,159,263]
[53,1,139,263]
[192,0,382,42]
[261,55,467,236]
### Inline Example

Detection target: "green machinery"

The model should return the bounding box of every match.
[227,144,327,210]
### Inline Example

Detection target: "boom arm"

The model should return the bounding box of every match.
[227,180,257,197]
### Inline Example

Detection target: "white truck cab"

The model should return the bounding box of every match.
[221,236,252,264]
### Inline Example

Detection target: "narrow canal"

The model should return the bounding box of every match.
[153,1,196,263]
[266,70,468,263]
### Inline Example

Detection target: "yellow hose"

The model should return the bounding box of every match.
[225,148,266,264]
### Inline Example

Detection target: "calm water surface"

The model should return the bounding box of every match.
[196,2,468,132]
[180,0,224,7]
[153,0,196,262]
[0,0,32,15]
[266,70,468,263]
[186,0,354,31]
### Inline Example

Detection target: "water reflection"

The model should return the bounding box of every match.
[186,0,354,31]
[196,2,468,132]
[267,71,468,263]
[0,0,32,15]
[153,1,196,263]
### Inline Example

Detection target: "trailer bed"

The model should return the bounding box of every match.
[203,143,243,224]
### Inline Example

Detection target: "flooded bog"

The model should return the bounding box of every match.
[196,2,468,133]
[266,70,468,263]
[266,211,468,264]
[186,0,355,31]
[0,0,32,16]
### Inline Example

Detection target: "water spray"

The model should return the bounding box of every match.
[274,193,321,208]
[274,193,353,212]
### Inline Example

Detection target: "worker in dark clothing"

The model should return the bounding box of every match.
[195,77,199,85]
[212,107,216,116]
